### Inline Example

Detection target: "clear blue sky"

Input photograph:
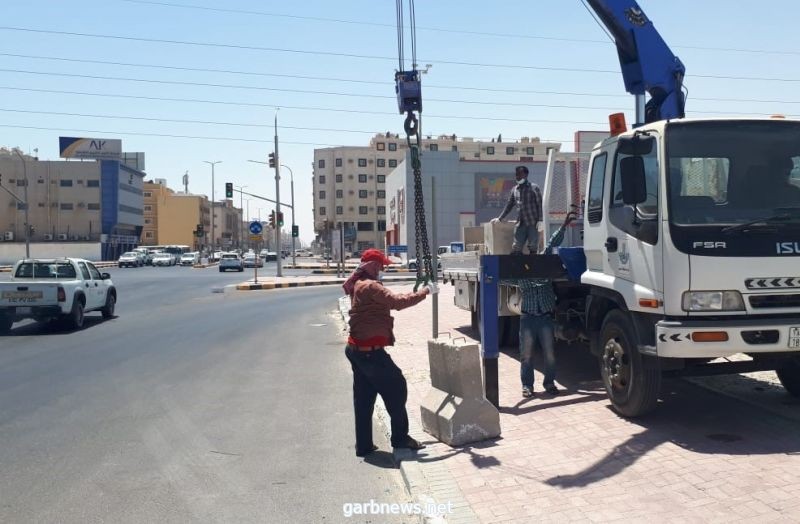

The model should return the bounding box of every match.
[1,0,798,243]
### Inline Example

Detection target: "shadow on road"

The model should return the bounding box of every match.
[2,316,109,337]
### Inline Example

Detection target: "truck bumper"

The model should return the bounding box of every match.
[655,317,800,358]
[3,305,63,320]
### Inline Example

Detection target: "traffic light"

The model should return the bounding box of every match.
[292,225,299,238]
[277,211,284,227]
[269,210,276,228]
[225,182,233,198]
[268,152,276,168]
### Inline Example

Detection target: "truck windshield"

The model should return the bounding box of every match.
[667,121,800,226]
[15,262,77,279]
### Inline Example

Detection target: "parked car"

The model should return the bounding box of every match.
[0,258,116,333]
[118,252,142,268]
[152,252,176,266]
[219,253,244,272]
[407,257,442,271]
[242,253,264,268]
[180,252,200,266]
[133,247,153,266]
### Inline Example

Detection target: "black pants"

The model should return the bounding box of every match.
[345,346,409,451]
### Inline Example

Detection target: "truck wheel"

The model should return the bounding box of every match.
[0,313,13,334]
[101,293,116,319]
[599,309,661,417]
[66,298,85,330]
[776,358,800,396]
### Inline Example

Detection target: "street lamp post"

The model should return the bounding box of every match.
[203,160,222,254]
[13,150,30,258]
[234,185,247,249]
[281,164,296,267]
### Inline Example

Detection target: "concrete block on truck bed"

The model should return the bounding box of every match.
[483,221,515,255]
[420,338,501,446]
[462,226,484,246]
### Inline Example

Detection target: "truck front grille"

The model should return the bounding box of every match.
[750,294,800,309]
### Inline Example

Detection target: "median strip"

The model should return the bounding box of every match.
[236,276,417,291]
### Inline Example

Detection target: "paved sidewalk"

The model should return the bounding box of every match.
[341,283,800,523]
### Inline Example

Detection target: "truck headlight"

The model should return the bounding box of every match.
[681,291,745,312]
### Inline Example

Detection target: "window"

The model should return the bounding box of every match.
[430,144,438,152]
[486,146,495,155]
[318,159,325,168]
[377,190,386,199]
[506,147,514,155]
[358,158,367,167]
[377,158,386,167]
[88,203,100,210]
[144,218,152,225]
[37,179,44,184]
[143,191,152,197]
[319,190,326,199]
[526,147,534,155]
[60,203,73,210]
[88,264,102,280]
[318,175,326,184]
[587,153,608,224]
[609,148,659,243]
[87,180,100,188]
[378,220,386,231]
[388,159,398,168]
[452,145,458,152]
[37,202,45,208]
[335,174,343,183]
[358,174,367,183]
[359,206,368,215]
[335,158,342,167]
[377,142,385,151]
[319,207,326,215]
[336,189,343,198]
[16,179,26,187]
[78,262,91,280]
[358,190,368,198]
[388,143,397,151]
[145,232,154,239]
[336,206,343,215]
[60,179,73,187]
[357,222,374,231]
[377,206,386,214]
[144,205,152,212]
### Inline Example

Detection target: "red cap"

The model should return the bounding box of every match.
[361,248,392,266]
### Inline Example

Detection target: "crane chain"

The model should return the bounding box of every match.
[403,111,432,291]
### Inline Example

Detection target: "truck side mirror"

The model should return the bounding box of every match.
[617,134,654,156]
[620,157,648,205]
[101,272,111,280]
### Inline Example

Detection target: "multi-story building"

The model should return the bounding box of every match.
[0,148,144,261]
[141,180,211,251]
[312,133,561,254]
[212,200,243,250]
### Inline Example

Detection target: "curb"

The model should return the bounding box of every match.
[336,297,478,524]
[192,262,220,269]
[237,276,417,291]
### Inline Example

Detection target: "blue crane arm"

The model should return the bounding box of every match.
[585,0,686,123]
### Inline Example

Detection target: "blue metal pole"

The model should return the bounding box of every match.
[480,254,500,407]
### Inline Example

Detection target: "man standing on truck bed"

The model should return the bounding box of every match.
[492,165,543,255]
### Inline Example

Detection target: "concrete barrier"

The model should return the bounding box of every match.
[420,338,501,446]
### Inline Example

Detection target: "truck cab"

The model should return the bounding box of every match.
[583,118,800,415]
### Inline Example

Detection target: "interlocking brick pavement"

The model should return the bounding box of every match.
[356,283,800,523]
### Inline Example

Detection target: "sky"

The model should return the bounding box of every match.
[1,0,799,243]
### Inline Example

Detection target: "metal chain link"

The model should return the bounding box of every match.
[403,111,432,290]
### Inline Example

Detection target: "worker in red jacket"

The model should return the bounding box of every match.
[343,248,437,457]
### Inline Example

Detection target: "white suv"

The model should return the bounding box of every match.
[219,253,244,272]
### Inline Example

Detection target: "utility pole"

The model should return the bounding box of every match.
[281,164,296,268]
[13,150,30,258]
[203,160,222,255]
[274,114,282,277]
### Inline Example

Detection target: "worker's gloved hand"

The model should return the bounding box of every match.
[491,218,501,224]
[423,283,439,295]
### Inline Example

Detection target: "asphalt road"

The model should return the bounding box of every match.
[0,266,411,523]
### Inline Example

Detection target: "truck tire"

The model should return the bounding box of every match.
[776,358,800,396]
[598,309,661,417]
[0,313,13,334]
[101,293,116,319]
[65,297,86,330]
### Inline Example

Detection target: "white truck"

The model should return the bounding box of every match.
[0,258,117,333]
[442,118,800,417]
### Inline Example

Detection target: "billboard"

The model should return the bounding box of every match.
[474,164,547,224]
[59,137,122,159]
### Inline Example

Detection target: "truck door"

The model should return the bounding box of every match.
[77,262,101,310]
[87,263,107,308]
[604,140,664,295]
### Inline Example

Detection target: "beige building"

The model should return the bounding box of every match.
[141,180,211,250]
[212,200,243,250]
[312,133,561,252]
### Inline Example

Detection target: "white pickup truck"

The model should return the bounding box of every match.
[0,258,117,333]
